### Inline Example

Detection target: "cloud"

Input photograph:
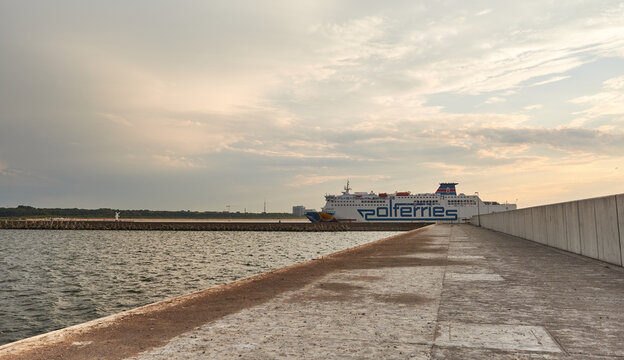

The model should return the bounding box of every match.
[0,162,37,184]
[523,104,543,110]
[464,127,624,155]
[422,162,476,176]
[229,147,353,160]
[569,75,624,125]
[152,154,205,169]
[97,113,134,127]
[484,96,507,104]
[604,75,624,90]
[267,1,624,134]
[531,75,571,87]
[288,174,390,187]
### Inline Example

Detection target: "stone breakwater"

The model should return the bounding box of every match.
[0,220,428,232]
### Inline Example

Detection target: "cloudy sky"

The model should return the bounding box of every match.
[1,1,624,212]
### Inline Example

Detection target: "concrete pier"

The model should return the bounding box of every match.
[0,220,426,232]
[1,224,624,359]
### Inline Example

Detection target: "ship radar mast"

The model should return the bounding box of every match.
[343,180,351,195]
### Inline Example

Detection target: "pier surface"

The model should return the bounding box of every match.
[1,224,624,359]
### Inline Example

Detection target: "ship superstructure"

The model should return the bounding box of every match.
[305,182,515,223]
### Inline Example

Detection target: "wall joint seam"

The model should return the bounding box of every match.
[593,201,599,260]
[615,195,623,266]
[576,201,582,256]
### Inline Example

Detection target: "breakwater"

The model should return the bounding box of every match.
[0,220,427,231]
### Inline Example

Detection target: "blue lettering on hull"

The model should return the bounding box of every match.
[357,201,458,221]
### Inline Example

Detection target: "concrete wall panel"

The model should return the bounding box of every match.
[594,196,621,266]
[475,193,624,267]
[501,213,513,234]
[576,199,599,259]
[617,194,624,267]
[530,208,538,242]
[503,212,508,230]
[552,204,567,251]
[492,213,499,231]
[541,206,550,245]
[545,205,557,248]
[537,207,549,245]
[524,208,534,241]
[563,201,581,254]
[494,213,501,231]
[520,209,527,239]
[510,211,515,235]
[504,212,510,234]
[532,207,543,244]
[503,212,509,232]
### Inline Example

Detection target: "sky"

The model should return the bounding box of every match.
[1,0,624,212]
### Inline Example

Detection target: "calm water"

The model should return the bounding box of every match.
[0,230,398,345]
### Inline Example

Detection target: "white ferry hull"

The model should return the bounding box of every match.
[306,182,515,223]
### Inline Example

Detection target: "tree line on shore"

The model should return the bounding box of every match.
[0,205,300,219]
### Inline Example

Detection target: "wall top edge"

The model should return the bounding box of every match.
[479,193,624,217]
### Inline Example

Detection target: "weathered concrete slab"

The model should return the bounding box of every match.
[447,255,484,260]
[435,322,561,353]
[437,226,624,359]
[2,225,624,359]
[444,273,504,281]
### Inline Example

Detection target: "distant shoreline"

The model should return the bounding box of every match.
[0,206,304,220]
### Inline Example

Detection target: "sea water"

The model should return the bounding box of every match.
[0,230,398,345]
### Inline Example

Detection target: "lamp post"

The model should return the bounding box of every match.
[475,192,481,227]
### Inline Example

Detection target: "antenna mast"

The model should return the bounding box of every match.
[343,180,351,194]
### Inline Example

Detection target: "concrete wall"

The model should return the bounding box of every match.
[472,194,624,267]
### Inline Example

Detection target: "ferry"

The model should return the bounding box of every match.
[305,181,515,223]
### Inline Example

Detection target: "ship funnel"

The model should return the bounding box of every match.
[436,182,458,195]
